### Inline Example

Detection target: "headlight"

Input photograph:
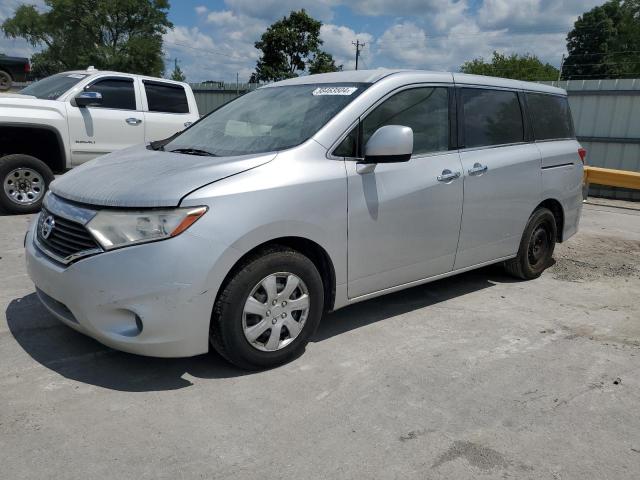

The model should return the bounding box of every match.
[86,206,207,250]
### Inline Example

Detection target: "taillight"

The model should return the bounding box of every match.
[578,147,587,164]
[24,62,31,73]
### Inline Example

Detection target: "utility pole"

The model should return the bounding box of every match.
[352,40,365,70]
[558,54,565,83]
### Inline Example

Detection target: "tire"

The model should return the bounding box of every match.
[504,207,557,280]
[0,154,54,214]
[0,70,11,91]
[210,246,324,370]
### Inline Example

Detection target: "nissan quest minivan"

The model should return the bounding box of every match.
[25,70,584,369]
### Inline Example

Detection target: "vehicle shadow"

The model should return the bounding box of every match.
[315,264,517,341]
[6,264,517,393]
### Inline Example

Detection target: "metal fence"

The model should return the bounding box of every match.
[543,79,640,201]
[190,82,261,116]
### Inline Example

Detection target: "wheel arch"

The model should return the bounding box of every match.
[535,198,565,242]
[216,236,337,314]
[0,68,13,80]
[0,124,66,172]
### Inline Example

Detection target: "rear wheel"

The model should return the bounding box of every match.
[210,246,324,370]
[0,70,11,91]
[0,154,54,214]
[504,208,557,280]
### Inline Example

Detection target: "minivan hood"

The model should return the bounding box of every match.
[50,145,276,208]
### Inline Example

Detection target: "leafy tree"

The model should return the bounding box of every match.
[564,0,640,80]
[169,58,186,81]
[2,0,172,78]
[308,51,341,74]
[460,52,559,81]
[252,9,335,82]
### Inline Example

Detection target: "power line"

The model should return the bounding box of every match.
[566,51,640,57]
[163,40,243,60]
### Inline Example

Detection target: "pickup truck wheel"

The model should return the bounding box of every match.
[0,154,54,214]
[210,246,324,370]
[0,70,11,91]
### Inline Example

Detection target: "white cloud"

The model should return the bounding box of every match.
[347,0,469,29]
[164,26,217,51]
[477,0,602,32]
[163,8,264,82]
[375,22,431,69]
[223,0,337,22]
[320,24,374,70]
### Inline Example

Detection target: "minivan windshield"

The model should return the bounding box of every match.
[165,83,369,157]
[21,73,88,99]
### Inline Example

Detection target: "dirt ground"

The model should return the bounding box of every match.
[1,200,639,480]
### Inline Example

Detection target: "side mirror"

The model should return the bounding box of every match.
[75,91,103,107]
[363,125,413,164]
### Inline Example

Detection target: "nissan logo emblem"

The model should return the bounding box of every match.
[41,215,55,239]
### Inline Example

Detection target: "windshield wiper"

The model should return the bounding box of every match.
[169,148,217,156]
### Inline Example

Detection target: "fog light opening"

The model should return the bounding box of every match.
[135,314,143,334]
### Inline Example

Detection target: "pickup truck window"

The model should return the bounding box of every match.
[20,73,87,100]
[143,81,189,114]
[86,78,136,110]
[165,83,369,157]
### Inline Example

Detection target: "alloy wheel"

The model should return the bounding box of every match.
[3,168,45,205]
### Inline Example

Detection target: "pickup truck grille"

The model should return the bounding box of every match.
[36,209,101,263]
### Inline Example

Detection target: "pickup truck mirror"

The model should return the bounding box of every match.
[362,125,413,164]
[75,91,103,108]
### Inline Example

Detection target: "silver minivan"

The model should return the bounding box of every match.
[25,70,584,369]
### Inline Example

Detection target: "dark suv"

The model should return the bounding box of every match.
[0,54,30,91]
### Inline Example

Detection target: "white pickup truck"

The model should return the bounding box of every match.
[0,67,200,213]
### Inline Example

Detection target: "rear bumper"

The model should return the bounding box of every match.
[25,218,225,358]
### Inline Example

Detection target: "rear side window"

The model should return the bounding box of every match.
[362,87,449,155]
[87,78,136,110]
[461,88,524,148]
[526,93,574,140]
[144,81,189,113]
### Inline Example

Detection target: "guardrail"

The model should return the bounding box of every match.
[584,166,640,190]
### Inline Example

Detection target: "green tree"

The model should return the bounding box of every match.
[308,51,341,74]
[252,9,334,82]
[460,52,559,81]
[169,58,186,81]
[564,1,640,80]
[2,0,172,78]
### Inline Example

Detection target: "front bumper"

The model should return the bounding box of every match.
[25,217,225,358]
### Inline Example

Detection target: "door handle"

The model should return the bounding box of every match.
[437,169,461,182]
[126,117,142,125]
[468,162,488,175]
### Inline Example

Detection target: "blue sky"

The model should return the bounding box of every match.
[1,0,603,82]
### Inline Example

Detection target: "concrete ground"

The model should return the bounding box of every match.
[1,202,639,480]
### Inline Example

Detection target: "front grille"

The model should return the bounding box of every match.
[37,209,101,262]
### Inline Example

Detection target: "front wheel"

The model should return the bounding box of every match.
[504,207,557,280]
[210,246,324,370]
[0,154,54,214]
